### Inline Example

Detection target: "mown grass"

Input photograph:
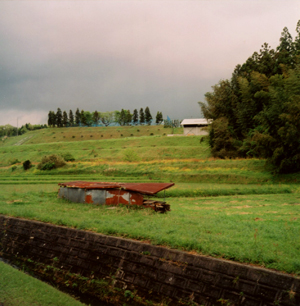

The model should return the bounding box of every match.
[0,260,84,306]
[1,184,300,275]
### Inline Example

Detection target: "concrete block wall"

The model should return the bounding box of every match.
[0,215,299,306]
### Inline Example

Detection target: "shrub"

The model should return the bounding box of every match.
[10,158,20,165]
[40,162,55,170]
[150,133,154,135]
[23,160,32,170]
[72,136,75,138]
[137,129,140,132]
[62,153,75,162]
[123,149,140,162]
[37,154,66,170]
[131,134,134,136]
[121,134,123,137]
[11,166,17,172]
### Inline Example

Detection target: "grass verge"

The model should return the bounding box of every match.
[0,260,84,306]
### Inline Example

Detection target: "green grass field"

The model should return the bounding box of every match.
[1,125,300,277]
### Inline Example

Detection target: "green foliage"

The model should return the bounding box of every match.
[10,158,20,165]
[23,160,32,170]
[145,106,152,125]
[62,153,75,162]
[200,20,300,173]
[37,155,66,170]
[123,149,140,162]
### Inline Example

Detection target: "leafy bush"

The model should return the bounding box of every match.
[11,166,17,172]
[123,149,140,162]
[37,154,66,170]
[10,158,20,165]
[23,160,32,170]
[40,162,55,170]
[62,153,75,162]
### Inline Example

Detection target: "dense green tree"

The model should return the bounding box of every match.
[155,111,163,124]
[56,108,62,127]
[80,110,86,126]
[126,110,132,125]
[62,111,68,127]
[145,107,152,125]
[75,108,81,126]
[132,109,138,125]
[93,111,100,126]
[139,108,145,125]
[48,111,56,127]
[100,111,114,126]
[200,20,300,173]
[69,110,74,126]
[119,109,127,126]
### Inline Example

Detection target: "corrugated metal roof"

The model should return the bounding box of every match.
[58,181,174,195]
[181,118,212,126]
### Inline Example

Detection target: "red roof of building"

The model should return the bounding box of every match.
[58,181,174,195]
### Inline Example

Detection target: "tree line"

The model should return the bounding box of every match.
[200,20,300,173]
[1,123,47,138]
[48,107,164,127]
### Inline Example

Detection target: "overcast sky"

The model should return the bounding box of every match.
[0,0,299,126]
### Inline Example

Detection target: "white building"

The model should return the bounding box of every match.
[181,118,212,136]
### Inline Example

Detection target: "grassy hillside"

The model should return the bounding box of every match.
[1,125,300,276]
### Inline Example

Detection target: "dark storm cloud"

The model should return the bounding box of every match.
[0,0,299,125]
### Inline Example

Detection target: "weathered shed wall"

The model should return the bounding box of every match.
[1,215,299,306]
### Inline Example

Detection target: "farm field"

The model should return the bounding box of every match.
[0,125,300,276]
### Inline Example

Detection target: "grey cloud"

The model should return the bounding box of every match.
[0,0,300,125]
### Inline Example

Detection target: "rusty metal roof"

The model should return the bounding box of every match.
[58,181,174,195]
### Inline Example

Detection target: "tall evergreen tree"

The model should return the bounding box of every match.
[56,108,62,127]
[69,110,74,126]
[155,111,163,124]
[118,109,126,126]
[62,111,68,127]
[132,109,138,125]
[126,110,132,125]
[139,108,145,125]
[145,107,152,125]
[93,111,100,126]
[80,110,86,126]
[75,108,81,126]
[47,111,53,127]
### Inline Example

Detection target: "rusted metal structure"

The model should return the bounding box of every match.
[58,181,174,213]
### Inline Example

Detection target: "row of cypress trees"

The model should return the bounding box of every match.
[48,107,163,127]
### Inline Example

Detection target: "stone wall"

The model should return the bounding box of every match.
[0,215,299,306]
